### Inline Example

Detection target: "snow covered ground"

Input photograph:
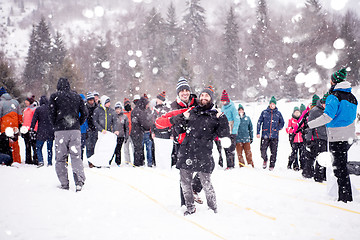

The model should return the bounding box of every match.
[1,100,360,240]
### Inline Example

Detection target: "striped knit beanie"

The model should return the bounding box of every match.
[311,94,320,106]
[124,98,131,106]
[200,85,215,101]
[221,90,230,102]
[93,91,99,96]
[86,92,95,100]
[115,101,123,109]
[320,92,330,104]
[176,77,191,95]
[331,68,347,83]
[157,91,166,101]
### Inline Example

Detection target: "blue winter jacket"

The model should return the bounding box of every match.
[221,100,240,135]
[236,113,253,143]
[308,81,358,142]
[79,94,88,134]
[257,106,284,139]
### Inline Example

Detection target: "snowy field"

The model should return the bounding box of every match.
[1,100,360,240]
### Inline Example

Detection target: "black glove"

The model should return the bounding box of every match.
[250,139,253,144]
[289,133,295,143]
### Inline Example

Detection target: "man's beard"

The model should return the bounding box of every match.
[199,99,211,108]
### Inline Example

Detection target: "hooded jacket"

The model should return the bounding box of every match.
[308,81,358,142]
[257,106,284,139]
[49,78,88,131]
[130,97,152,138]
[30,96,54,141]
[0,93,22,133]
[93,96,119,133]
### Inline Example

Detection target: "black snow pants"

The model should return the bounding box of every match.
[330,141,353,203]
[302,139,327,182]
[260,138,278,168]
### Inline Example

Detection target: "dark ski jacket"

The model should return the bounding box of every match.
[130,97,152,139]
[257,106,284,139]
[30,96,54,141]
[171,103,230,173]
[0,132,18,165]
[49,78,88,131]
[86,102,98,132]
[116,111,129,139]
[305,100,327,142]
[93,105,119,133]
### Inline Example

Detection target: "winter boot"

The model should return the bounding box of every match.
[263,161,267,169]
[193,191,203,204]
[184,208,196,216]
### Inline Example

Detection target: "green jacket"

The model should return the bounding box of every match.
[236,113,253,143]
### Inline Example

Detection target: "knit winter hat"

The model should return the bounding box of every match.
[311,94,320,106]
[269,96,277,105]
[143,93,149,99]
[86,92,95,100]
[124,98,131,106]
[93,91,99,96]
[115,101,123,109]
[0,87,6,97]
[100,95,110,107]
[200,85,215,101]
[331,68,347,83]
[293,106,300,112]
[157,91,166,101]
[300,103,306,113]
[320,92,330,104]
[176,77,191,95]
[133,94,140,101]
[238,104,244,110]
[26,95,35,104]
[221,90,230,102]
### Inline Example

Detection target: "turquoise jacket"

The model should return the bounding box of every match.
[236,113,253,143]
[221,100,240,135]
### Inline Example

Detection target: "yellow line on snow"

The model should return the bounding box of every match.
[89,170,226,240]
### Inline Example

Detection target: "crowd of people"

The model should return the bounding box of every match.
[0,67,359,212]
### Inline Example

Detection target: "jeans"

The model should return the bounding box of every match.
[36,140,53,165]
[0,153,12,166]
[142,132,153,167]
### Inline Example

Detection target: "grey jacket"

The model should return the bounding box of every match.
[116,112,129,139]
[93,106,120,133]
[305,99,327,141]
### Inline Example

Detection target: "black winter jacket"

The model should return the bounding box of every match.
[305,99,327,141]
[86,102,98,131]
[30,96,55,141]
[131,97,152,139]
[151,104,171,139]
[49,78,88,131]
[172,103,230,173]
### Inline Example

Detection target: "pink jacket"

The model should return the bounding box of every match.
[286,118,303,143]
[23,106,38,131]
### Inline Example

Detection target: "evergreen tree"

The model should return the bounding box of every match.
[337,11,360,85]
[23,25,40,90]
[165,2,180,66]
[93,38,115,99]
[0,53,21,99]
[51,31,67,69]
[182,0,208,52]
[222,7,240,96]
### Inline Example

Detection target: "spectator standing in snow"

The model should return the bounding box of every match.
[85,92,98,162]
[123,98,133,165]
[170,86,230,215]
[113,101,129,166]
[220,90,240,170]
[79,94,88,161]
[236,104,254,168]
[22,96,38,165]
[257,96,285,170]
[131,96,153,167]
[93,95,120,165]
[0,90,22,164]
[30,96,54,167]
[302,94,328,182]
[286,106,304,171]
[93,91,100,105]
[307,68,358,202]
[49,78,87,191]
